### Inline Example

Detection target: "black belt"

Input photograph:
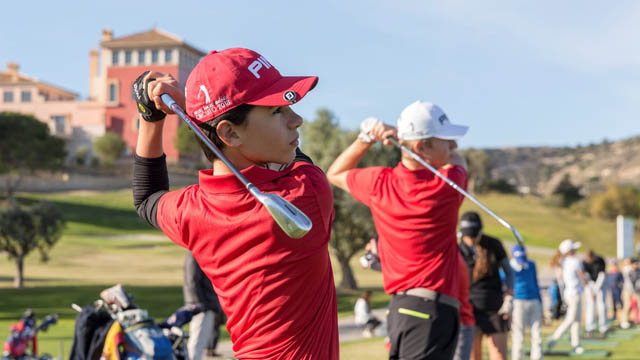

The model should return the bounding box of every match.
[395,287,460,310]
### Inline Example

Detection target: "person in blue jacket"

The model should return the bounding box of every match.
[510,244,543,360]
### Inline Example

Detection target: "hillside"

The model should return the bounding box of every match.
[474,136,640,196]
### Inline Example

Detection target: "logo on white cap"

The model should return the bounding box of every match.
[397,101,468,141]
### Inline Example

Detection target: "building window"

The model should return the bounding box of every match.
[112,50,119,65]
[125,50,132,65]
[151,49,159,64]
[3,91,13,102]
[21,90,31,102]
[138,49,146,64]
[109,83,117,102]
[165,49,173,63]
[51,115,66,134]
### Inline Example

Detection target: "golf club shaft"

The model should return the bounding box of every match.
[160,94,259,195]
[387,137,524,244]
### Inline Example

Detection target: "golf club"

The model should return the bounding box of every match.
[386,136,524,245]
[161,94,312,239]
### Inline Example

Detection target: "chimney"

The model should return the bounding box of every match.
[102,28,113,42]
[7,62,19,82]
[88,49,100,100]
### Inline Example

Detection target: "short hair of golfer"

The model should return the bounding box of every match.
[327,101,469,359]
[132,48,338,359]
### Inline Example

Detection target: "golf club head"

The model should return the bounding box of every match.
[252,191,312,239]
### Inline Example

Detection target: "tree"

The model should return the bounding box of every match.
[486,178,517,194]
[0,201,64,288]
[302,109,399,289]
[589,184,640,220]
[93,132,126,167]
[0,112,67,199]
[551,174,583,207]
[174,122,201,157]
[460,149,492,193]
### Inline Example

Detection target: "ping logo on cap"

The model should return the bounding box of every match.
[283,90,297,104]
[438,115,448,125]
[248,55,273,79]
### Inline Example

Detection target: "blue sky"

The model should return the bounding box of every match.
[1,1,638,148]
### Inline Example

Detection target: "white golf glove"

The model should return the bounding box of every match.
[358,117,380,144]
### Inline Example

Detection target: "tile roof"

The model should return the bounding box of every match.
[0,72,34,84]
[0,70,78,97]
[101,28,206,56]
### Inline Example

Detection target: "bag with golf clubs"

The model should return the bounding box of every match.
[70,284,200,360]
[1,309,58,360]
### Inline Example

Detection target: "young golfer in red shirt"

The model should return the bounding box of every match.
[132,48,338,359]
[327,101,469,359]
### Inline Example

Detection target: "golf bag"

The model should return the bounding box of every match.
[1,309,58,360]
[70,285,199,360]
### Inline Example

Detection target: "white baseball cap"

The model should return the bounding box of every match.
[397,101,469,140]
[558,239,581,255]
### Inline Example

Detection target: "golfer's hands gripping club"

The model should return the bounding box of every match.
[358,118,397,146]
[133,71,184,120]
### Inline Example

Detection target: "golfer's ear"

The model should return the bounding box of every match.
[216,120,241,147]
[412,140,425,156]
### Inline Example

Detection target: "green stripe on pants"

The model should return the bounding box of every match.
[398,307,431,319]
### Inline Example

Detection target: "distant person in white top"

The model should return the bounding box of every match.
[620,258,637,329]
[547,239,586,355]
[354,291,382,337]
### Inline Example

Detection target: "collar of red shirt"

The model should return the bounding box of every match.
[392,161,442,181]
[197,164,294,194]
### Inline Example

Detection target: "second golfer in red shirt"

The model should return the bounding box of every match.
[327,101,469,359]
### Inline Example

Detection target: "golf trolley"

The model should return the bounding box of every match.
[71,284,200,360]
[1,309,58,360]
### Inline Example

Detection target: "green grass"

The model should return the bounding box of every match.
[341,327,640,360]
[16,191,159,235]
[460,193,621,256]
[0,190,638,358]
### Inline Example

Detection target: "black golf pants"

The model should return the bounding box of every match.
[388,293,460,360]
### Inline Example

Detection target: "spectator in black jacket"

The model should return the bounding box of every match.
[583,250,608,336]
[184,252,221,360]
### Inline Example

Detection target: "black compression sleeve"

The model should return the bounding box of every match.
[133,154,169,229]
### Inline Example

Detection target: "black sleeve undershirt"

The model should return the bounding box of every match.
[132,148,312,229]
[132,154,169,229]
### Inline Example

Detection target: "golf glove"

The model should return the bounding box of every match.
[132,71,167,122]
[358,117,380,143]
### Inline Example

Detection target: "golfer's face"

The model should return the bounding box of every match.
[236,105,303,165]
[428,138,457,167]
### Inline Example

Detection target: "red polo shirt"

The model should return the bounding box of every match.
[346,162,467,298]
[157,162,338,359]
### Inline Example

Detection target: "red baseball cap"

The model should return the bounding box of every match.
[185,48,318,124]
